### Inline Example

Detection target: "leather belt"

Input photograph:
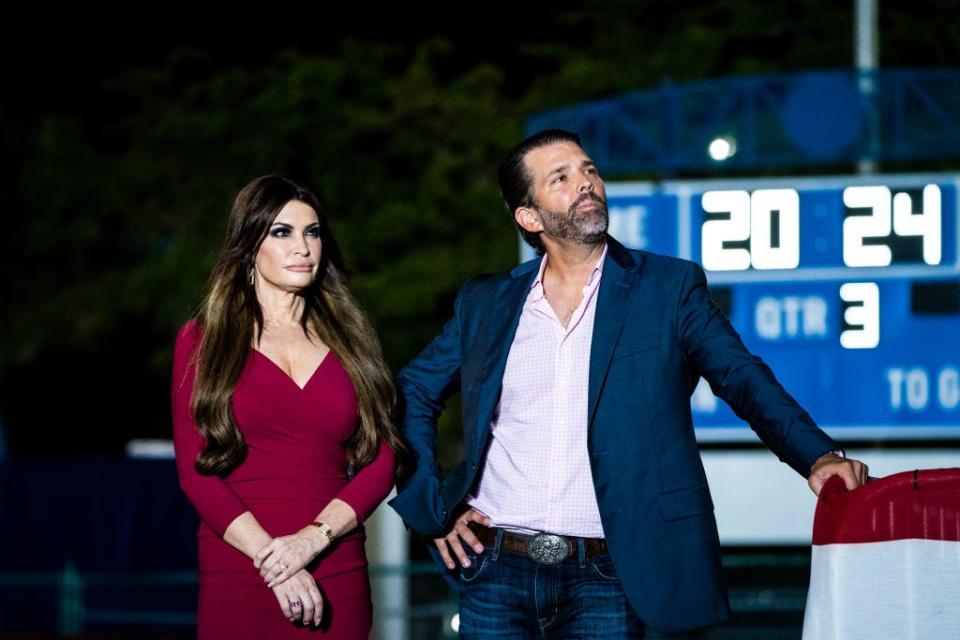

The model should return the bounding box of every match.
[468,522,607,565]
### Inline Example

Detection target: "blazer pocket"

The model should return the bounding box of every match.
[612,338,662,362]
[658,484,714,522]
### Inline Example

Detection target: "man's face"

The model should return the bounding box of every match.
[520,141,608,245]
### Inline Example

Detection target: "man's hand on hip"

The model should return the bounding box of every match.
[808,452,869,496]
[433,507,492,570]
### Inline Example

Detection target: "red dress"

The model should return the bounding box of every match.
[171,320,395,639]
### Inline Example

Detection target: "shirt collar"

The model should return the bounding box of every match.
[528,243,608,303]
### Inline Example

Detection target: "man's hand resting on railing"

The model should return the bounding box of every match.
[808,452,870,496]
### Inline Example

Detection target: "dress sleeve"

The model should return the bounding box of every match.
[335,439,396,524]
[171,320,250,537]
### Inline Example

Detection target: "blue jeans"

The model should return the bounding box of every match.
[458,531,644,639]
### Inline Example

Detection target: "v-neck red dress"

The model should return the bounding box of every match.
[171,320,395,639]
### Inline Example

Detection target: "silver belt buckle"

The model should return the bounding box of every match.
[526,533,572,565]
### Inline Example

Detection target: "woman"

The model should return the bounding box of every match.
[172,176,405,639]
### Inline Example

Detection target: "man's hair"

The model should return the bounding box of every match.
[497,129,582,255]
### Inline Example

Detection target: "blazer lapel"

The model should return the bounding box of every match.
[588,237,643,428]
[469,259,540,452]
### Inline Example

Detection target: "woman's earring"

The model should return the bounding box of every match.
[248,266,255,285]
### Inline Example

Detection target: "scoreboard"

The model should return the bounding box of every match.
[522,174,960,441]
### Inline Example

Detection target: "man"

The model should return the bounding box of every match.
[389,129,868,638]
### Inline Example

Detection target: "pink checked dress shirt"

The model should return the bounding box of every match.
[468,245,608,538]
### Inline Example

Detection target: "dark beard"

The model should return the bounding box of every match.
[536,192,609,245]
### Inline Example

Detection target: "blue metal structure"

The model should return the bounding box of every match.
[525,69,960,175]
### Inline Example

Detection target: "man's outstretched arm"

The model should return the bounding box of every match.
[676,262,868,494]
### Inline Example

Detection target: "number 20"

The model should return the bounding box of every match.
[701,189,800,271]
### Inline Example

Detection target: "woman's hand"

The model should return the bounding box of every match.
[271,568,323,627]
[255,526,327,587]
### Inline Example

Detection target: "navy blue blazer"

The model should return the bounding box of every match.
[389,236,838,631]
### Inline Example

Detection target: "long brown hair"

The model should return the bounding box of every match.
[190,175,406,479]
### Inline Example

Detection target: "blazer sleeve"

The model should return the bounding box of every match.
[388,282,470,536]
[171,320,250,538]
[676,262,838,476]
